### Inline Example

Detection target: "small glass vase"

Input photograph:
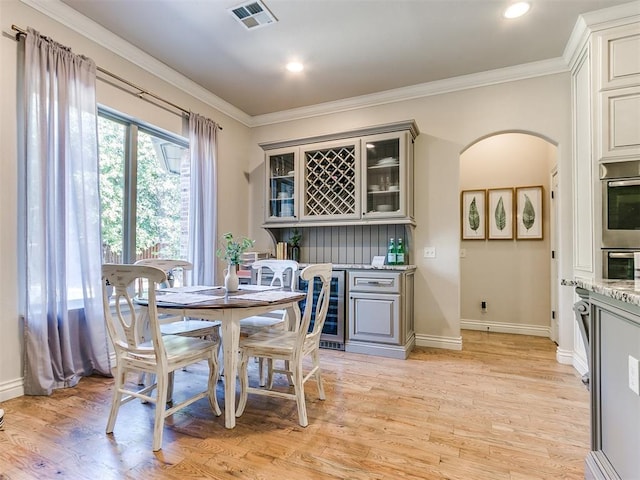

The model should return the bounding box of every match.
[291,245,300,262]
[224,263,239,292]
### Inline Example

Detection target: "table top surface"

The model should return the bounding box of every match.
[135,284,306,309]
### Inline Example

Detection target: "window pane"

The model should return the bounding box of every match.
[135,131,189,262]
[98,116,126,263]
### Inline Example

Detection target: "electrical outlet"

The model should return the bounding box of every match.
[460,249,466,258]
[629,355,640,395]
[481,301,487,312]
[423,247,436,258]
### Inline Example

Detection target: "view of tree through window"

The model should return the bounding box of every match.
[98,112,189,264]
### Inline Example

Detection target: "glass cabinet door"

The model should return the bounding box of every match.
[363,133,406,217]
[266,149,297,221]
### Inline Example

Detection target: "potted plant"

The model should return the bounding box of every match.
[216,232,254,291]
[289,228,302,262]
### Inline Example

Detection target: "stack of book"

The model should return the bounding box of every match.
[276,242,288,260]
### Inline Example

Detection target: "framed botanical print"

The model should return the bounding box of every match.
[487,188,514,240]
[516,186,544,240]
[461,190,486,240]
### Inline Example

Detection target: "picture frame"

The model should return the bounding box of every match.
[461,190,486,240]
[487,188,514,240]
[516,185,544,240]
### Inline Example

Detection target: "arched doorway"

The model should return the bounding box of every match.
[459,132,558,340]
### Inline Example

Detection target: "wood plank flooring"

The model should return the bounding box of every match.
[0,331,590,479]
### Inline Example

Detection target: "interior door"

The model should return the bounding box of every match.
[550,169,559,343]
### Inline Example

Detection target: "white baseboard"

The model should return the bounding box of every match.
[572,351,588,376]
[461,318,551,337]
[0,377,24,402]
[415,334,463,351]
[556,347,575,366]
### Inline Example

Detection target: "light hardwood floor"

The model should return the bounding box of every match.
[0,331,589,479]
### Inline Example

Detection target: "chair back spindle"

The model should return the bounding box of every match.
[102,264,166,358]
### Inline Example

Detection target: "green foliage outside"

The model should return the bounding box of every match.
[98,117,183,261]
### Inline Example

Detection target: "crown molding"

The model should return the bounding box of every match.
[580,0,640,30]
[564,1,640,70]
[250,58,569,127]
[21,0,637,129]
[19,0,253,127]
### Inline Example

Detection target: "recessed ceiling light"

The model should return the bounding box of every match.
[286,62,304,73]
[504,2,530,19]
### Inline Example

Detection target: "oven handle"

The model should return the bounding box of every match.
[607,252,636,259]
[608,179,640,187]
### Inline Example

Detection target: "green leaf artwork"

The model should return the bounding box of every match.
[494,196,506,231]
[468,197,480,232]
[522,194,536,231]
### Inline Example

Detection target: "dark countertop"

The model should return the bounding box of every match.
[299,263,417,272]
[562,278,640,308]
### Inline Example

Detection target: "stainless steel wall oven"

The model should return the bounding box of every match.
[602,249,639,280]
[601,160,640,248]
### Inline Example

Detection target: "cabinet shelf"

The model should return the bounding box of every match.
[270,174,295,180]
[368,190,400,195]
[368,163,399,170]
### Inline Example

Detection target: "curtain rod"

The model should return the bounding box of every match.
[11,24,222,130]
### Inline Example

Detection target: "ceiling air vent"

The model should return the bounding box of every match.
[229,0,278,30]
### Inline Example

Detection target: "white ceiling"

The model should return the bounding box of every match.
[58,0,634,117]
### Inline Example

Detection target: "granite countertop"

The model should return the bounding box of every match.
[562,278,640,308]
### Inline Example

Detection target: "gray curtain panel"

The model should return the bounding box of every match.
[21,27,111,395]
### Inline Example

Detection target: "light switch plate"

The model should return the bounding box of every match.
[629,355,640,396]
[424,247,436,258]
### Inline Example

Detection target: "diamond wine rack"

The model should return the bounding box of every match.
[303,146,357,217]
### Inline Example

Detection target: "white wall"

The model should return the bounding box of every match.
[460,133,556,335]
[248,74,575,352]
[0,0,252,400]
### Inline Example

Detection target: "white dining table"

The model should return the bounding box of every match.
[150,286,305,429]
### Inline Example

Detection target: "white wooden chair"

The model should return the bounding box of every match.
[134,259,221,395]
[236,263,332,427]
[134,258,221,341]
[102,264,221,451]
[240,259,299,335]
[239,259,299,385]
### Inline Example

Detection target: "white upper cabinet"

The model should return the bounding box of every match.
[598,23,640,90]
[261,120,419,227]
[595,23,640,161]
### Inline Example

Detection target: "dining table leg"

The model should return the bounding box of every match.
[220,314,240,429]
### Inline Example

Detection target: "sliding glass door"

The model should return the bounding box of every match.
[98,110,189,265]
